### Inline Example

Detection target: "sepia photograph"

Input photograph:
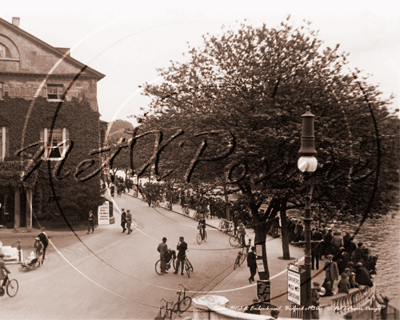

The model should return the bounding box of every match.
[0,1,399,319]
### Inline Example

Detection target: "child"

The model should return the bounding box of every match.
[337,272,350,294]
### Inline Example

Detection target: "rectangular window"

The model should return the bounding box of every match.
[46,84,64,101]
[0,127,9,161]
[40,128,69,160]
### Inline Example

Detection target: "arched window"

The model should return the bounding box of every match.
[0,43,10,58]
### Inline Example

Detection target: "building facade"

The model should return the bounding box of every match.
[0,17,106,230]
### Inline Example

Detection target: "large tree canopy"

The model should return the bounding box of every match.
[128,19,399,278]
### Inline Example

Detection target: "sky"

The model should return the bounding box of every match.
[2,0,399,125]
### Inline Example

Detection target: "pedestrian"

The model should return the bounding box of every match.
[157,237,168,274]
[337,272,350,294]
[126,210,132,234]
[352,242,364,263]
[238,221,246,247]
[87,210,95,234]
[311,227,323,270]
[110,184,115,198]
[324,254,339,289]
[0,253,11,294]
[354,262,373,287]
[121,209,127,233]
[247,246,257,283]
[311,282,321,319]
[323,229,333,256]
[38,227,49,264]
[34,237,43,259]
[331,231,344,256]
[174,236,187,275]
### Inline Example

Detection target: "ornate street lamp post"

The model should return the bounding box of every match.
[298,106,317,320]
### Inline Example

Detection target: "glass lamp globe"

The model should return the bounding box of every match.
[297,156,318,173]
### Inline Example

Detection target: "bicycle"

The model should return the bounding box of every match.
[196,227,207,245]
[0,274,19,298]
[184,256,194,278]
[156,298,176,320]
[155,255,176,275]
[229,233,242,247]
[172,284,192,314]
[233,239,252,270]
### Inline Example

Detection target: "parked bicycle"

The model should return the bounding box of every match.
[229,232,243,247]
[0,274,19,298]
[156,298,176,320]
[233,239,252,270]
[184,255,194,278]
[172,284,192,314]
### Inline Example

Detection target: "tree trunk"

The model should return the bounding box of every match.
[252,198,281,280]
[280,198,291,260]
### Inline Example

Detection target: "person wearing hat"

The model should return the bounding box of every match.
[121,209,127,233]
[87,210,95,234]
[355,261,373,287]
[0,252,11,292]
[311,282,321,319]
[331,231,344,256]
[126,210,132,235]
[324,254,339,288]
[157,237,168,274]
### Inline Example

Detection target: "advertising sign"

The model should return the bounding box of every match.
[98,201,114,225]
[288,265,301,305]
[257,280,270,303]
[256,259,265,272]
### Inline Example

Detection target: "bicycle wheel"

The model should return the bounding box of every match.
[229,235,240,247]
[203,230,207,242]
[186,259,194,273]
[178,296,192,312]
[155,259,163,275]
[239,252,246,266]
[171,303,179,319]
[185,261,191,278]
[233,256,240,270]
[196,233,202,245]
[6,279,19,297]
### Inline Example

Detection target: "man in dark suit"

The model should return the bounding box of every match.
[121,209,127,233]
[174,236,187,275]
[247,246,257,283]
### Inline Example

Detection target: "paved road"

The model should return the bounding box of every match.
[1,195,238,319]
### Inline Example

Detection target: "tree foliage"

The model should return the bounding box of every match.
[128,19,399,278]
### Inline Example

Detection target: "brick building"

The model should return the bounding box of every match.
[0,17,106,230]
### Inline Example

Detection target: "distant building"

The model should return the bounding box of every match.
[0,17,106,230]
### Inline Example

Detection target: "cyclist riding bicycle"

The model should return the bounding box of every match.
[0,253,11,292]
[198,216,206,240]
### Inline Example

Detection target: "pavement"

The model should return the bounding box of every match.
[0,190,328,319]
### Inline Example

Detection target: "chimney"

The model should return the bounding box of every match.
[12,17,20,27]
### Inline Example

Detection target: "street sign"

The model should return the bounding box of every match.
[98,201,114,225]
[288,269,301,305]
[256,259,265,272]
[257,280,270,303]
[287,263,306,306]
